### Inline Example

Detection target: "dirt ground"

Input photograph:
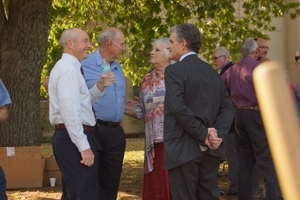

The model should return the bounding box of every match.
[6,139,264,200]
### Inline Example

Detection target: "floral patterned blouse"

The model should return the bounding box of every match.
[135,69,165,173]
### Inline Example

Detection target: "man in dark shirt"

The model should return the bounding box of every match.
[222,38,281,200]
[213,47,238,196]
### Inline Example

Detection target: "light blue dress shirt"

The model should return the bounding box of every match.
[81,51,126,122]
[0,79,12,107]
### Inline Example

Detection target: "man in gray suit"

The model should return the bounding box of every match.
[163,23,235,200]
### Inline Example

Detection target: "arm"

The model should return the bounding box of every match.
[124,105,138,118]
[89,72,115,103]
[213,85,235,140]
[124,98,141,118]
[0,80,12,122]
[0,106,8,122]
[56,70,91,153]
[42,77,49,92]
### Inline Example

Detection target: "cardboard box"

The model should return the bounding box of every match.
[0,146,44,189]
[43,157,62,186]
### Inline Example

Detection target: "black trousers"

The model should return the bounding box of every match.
[168,153,220,200]
[235,109,281,200]
[93,123,126,200]
[52,129,98,200]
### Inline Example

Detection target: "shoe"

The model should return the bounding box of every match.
[225,190,237,196]
[220,190,225,196]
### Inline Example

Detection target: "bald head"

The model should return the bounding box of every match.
[59,28,91,61]
[60,28,80,50]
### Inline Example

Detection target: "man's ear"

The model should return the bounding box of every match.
[66,39,73,49]
[181,39,187,50]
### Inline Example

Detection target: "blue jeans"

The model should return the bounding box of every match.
[0,167,7,200]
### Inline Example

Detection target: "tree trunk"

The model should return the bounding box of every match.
[0,0,52,146]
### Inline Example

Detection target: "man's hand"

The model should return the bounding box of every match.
[96,72,115,92]
[125,97,139,106]
[80,148,95,167]
[205,128,223,150]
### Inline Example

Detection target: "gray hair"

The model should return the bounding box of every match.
[169,23,202,54]
[215,46,230,58]
[241,38,258,56]
[152,38,169,58]
[152,37,176,64]
[60,28,79,49]
[97,29,117,47]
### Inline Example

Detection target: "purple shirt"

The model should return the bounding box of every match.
[222,56,260,107]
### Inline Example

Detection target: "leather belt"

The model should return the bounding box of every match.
[236,106,259,110]
[55,124,94,133]
[97,119,120,127]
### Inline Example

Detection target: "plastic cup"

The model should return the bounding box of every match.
[49,177,56,187]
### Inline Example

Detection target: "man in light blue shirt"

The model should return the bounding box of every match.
[81,27,126,200]
[0,79,12,200]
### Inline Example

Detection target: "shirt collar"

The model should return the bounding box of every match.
[221,61,231,70]
[179,51,196,61]
[62,53,81,70]
[97,51,118,70]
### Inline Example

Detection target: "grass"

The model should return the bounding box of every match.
[6,138,144,200]
[6,138,264,200]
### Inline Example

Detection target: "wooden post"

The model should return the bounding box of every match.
[253,61,300,200]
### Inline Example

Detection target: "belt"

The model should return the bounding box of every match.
[55,124,94,133]
[236,106,259,110]
[97,119,120,127]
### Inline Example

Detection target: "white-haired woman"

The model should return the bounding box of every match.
[125,38,172,200]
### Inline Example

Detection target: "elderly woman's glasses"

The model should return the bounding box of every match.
[295,56,300,62]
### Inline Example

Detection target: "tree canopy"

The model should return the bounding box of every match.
[42,0,300,96]
[1,0,300,146]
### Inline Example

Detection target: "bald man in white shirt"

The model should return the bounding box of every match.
[48,28,114,200]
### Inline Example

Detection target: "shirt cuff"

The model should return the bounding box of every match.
[135,104,144,119]
[91,84,104,97]
[75,137,91,152]
[89,84,104,103]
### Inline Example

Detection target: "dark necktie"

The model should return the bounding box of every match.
[80,67,85,78]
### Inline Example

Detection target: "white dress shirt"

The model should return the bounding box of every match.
[49,53,103,152]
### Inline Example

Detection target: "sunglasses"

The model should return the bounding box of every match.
[295,56,300,62]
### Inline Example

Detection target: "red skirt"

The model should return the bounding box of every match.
[142,143,172,200]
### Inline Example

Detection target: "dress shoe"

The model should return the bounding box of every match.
[220,190,225,196]
[225,190,237,196]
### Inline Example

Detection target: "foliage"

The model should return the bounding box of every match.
[41,0,300,98]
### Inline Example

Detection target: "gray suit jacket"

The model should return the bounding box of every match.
[163,54,235,169]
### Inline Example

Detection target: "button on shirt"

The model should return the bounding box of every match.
[49,53,104,152]
[81,51,126,122]
[222,56,260,107]
[0,79,12,107]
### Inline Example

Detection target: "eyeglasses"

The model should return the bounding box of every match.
[212,55,224,60]
[258,46,270,50]
[295,56,300,62]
